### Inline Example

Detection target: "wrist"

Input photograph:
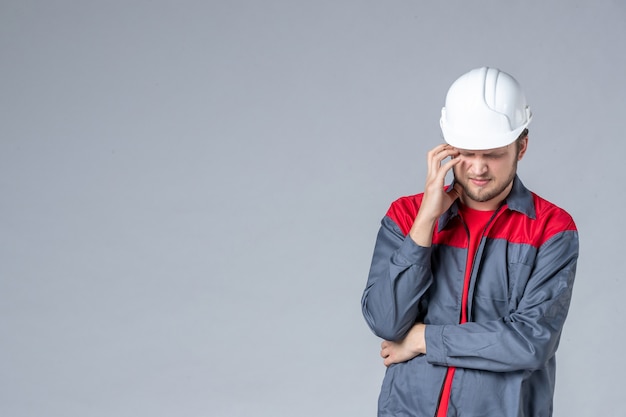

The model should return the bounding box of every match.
[407,323,428,355]
[416,324,427,354]
[409,215,437,247]
[419,325,427,354]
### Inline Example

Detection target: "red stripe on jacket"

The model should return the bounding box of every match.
[385,192,576,248]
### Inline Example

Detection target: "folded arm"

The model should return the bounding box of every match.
[381,230,579,372]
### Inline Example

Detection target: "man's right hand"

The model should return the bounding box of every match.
[408,144,461,247]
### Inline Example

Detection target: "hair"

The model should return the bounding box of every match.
[515,128,529,154]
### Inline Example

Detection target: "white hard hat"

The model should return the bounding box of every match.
[440,67,532,150]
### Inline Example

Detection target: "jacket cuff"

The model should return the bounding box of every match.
[425,324,448,366]
[395,235,432,267]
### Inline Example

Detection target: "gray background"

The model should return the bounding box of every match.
[1,1,624,416]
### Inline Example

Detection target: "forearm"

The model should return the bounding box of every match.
[408,213,437,247]
[423,228,578,372]
[425,267,576,371]
[365,145,462,341]
[424,319,558,372]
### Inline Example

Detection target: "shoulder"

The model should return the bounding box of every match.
[385,193,424,236]
[531,192,577,232]
[488,190,577,248]
[501,192,577,248]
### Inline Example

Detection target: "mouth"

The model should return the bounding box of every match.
[470,178,490,187]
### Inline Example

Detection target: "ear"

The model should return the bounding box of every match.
[517,136,528,161]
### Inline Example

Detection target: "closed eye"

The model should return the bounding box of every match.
[460,152,506,159]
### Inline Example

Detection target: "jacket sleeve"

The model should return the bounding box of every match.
[424,229,579,372]
[361,215,434,341]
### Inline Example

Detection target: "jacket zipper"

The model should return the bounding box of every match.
[433,205,504,417]
[466,206,503,321]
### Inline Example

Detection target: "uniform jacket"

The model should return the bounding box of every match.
[362,176,578,417]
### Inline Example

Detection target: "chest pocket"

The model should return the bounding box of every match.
[471,239,536,320]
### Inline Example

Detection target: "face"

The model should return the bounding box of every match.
[452,138,527,210]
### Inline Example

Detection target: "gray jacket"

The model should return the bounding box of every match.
[362,177,579,417]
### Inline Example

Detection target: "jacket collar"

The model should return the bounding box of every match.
[437,175,536,232]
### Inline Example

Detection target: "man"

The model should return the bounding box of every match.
[361,67,578,417]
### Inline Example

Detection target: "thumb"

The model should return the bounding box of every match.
[449,182,462,201]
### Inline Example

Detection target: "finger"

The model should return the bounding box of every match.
[427,144,450,175]
[429,148,459,177]
[451,182,463,197]
[434,155,461,182]
[444,182,463,205]
[380,343,389,358]
[427,143,449,157]
[433,148,459,166]
[440,153,461,170]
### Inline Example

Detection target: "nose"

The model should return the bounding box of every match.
[468,156,488,176]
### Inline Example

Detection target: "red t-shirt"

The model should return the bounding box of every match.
[436,204,495,417]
